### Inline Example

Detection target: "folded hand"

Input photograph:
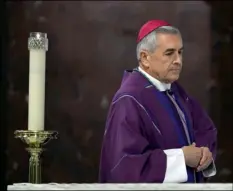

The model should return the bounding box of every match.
[197,146,212,172]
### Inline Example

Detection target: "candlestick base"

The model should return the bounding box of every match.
[14,130,58,184]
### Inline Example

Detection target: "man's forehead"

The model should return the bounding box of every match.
[156,33,183,48]
[156,33,182,42]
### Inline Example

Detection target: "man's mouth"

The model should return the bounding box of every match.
[170,69,181,71]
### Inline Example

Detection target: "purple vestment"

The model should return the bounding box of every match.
[99,70,217,183]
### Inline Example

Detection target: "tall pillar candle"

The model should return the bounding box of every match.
[27,32,48,131]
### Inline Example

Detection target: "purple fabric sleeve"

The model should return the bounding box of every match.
[99,96,167,183]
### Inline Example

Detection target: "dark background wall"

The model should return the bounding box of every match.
[5,1,233,184]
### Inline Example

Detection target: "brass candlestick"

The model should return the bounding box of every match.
[14,130,58,184]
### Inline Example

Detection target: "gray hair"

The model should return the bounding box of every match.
[136,26,181,60]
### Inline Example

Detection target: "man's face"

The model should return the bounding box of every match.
[140,33,183,83]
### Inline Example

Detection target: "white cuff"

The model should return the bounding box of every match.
[202,159,217,177]
[163,149,188,183]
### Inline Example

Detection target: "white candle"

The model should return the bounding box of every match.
[27,32,48,131]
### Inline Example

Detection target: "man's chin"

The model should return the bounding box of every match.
[168,75,180,83]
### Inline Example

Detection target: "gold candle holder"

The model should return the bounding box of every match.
[14,130,58,184]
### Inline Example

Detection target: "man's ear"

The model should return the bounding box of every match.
[140,50,150,68]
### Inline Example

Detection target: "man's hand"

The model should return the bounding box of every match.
[182,143,202,168]
[196,147,213,172]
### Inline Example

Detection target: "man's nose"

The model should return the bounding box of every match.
[173,53,182,65]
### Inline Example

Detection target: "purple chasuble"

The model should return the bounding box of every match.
[99,69,217,183]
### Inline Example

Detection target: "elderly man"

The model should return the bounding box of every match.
[99,20,217,183]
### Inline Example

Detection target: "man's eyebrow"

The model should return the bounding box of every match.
[164,48,176,52]
[164,47,184,52]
